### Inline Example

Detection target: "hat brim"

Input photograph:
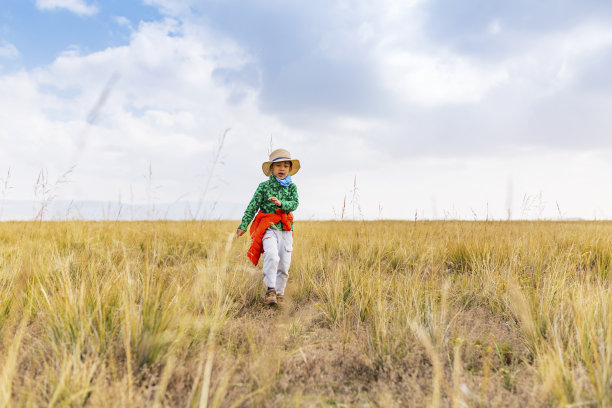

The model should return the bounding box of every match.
[262,159,300,177]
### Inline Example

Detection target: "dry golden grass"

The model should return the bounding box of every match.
[0,220,611,406]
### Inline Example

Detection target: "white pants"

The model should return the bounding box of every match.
[262,229,293,295]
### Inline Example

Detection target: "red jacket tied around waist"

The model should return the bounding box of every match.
[247,209,293,265]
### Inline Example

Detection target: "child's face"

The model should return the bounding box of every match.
[271,161,291,179]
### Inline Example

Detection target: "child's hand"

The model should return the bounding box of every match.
[236,229,246,238]
[268,197,282,206]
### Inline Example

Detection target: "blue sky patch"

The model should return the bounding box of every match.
[0,0,162,68]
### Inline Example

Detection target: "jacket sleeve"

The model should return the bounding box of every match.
[238,184,263,231]
[281,183,299,213]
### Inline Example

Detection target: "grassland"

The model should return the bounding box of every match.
[0,220,611,407]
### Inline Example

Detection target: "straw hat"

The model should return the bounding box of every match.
[262,148,301,176]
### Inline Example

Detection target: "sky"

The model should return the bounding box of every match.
[1,0,612,220]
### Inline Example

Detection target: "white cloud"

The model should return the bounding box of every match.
[142,0,192,16]
[0,41,19,59]
[381,50,510,105]
[374,21,612,107]
[0,18,286,211]
[35,0,98,16]
[487,19,502,35]
[527,23,612,86]
[3,2,612,220]
[114,16,133,29]
[323,150,612,221]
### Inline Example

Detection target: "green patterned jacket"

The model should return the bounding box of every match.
[238,176,299,232]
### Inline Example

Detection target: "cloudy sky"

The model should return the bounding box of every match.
[1,0,612,220]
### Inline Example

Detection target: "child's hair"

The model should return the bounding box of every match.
[271,161,293,170]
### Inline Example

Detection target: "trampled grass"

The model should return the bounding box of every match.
[0,220,611,406]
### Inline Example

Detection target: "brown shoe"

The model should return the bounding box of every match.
[276,293,284,302]
[264,288,277,305]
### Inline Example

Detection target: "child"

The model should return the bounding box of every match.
[236,148,300,305]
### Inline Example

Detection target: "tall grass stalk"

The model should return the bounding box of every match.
[0,318,27,406]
